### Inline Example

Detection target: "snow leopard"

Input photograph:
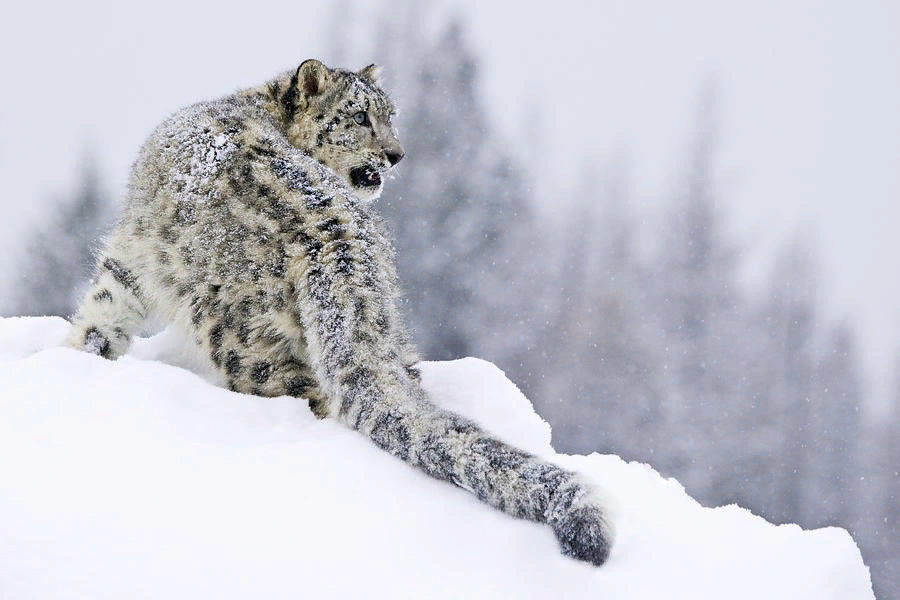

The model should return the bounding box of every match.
[66,59,615,565]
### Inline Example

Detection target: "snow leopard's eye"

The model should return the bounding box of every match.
[353,111,369,126]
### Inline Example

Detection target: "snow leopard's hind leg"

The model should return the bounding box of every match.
[221,350,330,418]
[66,249,150,360]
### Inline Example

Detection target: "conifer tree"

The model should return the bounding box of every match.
[10,155,113,318]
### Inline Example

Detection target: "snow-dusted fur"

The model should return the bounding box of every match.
[66,59,614,565]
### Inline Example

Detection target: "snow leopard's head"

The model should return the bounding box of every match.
[269,59,403,202]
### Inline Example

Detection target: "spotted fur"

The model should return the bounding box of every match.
[66,60,614,565]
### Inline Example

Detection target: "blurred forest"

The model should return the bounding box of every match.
[4,4,896,597]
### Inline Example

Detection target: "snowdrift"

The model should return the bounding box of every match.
[0,317,874,599]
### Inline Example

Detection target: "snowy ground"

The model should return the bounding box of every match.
[0,317,874,599]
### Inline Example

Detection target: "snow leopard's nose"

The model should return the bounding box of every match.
[385,150,404,166]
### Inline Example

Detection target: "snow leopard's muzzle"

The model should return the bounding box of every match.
[349,165,384,189]
[349,149,402,191]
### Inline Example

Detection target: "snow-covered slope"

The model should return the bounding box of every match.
[0,317,874,599]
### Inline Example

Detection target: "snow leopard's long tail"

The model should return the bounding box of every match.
[348,389,615,566]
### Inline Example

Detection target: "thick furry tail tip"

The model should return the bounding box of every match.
[551,503,615,566]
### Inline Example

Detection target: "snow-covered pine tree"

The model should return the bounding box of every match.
[8,155,113,318]
[809,323,863,527]
[757,240,820,522]
[649,82,746,496]
[536,159,663,458]
[370,11,539,365]
[874,370,900,597]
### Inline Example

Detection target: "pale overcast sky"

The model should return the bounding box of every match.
[1,0,898,405]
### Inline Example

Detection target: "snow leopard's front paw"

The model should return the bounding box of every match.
[550,502,614,566]
[65,323,129,360]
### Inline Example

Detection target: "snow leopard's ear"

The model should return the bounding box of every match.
[297,59,330,97]
[359,64,383,85]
